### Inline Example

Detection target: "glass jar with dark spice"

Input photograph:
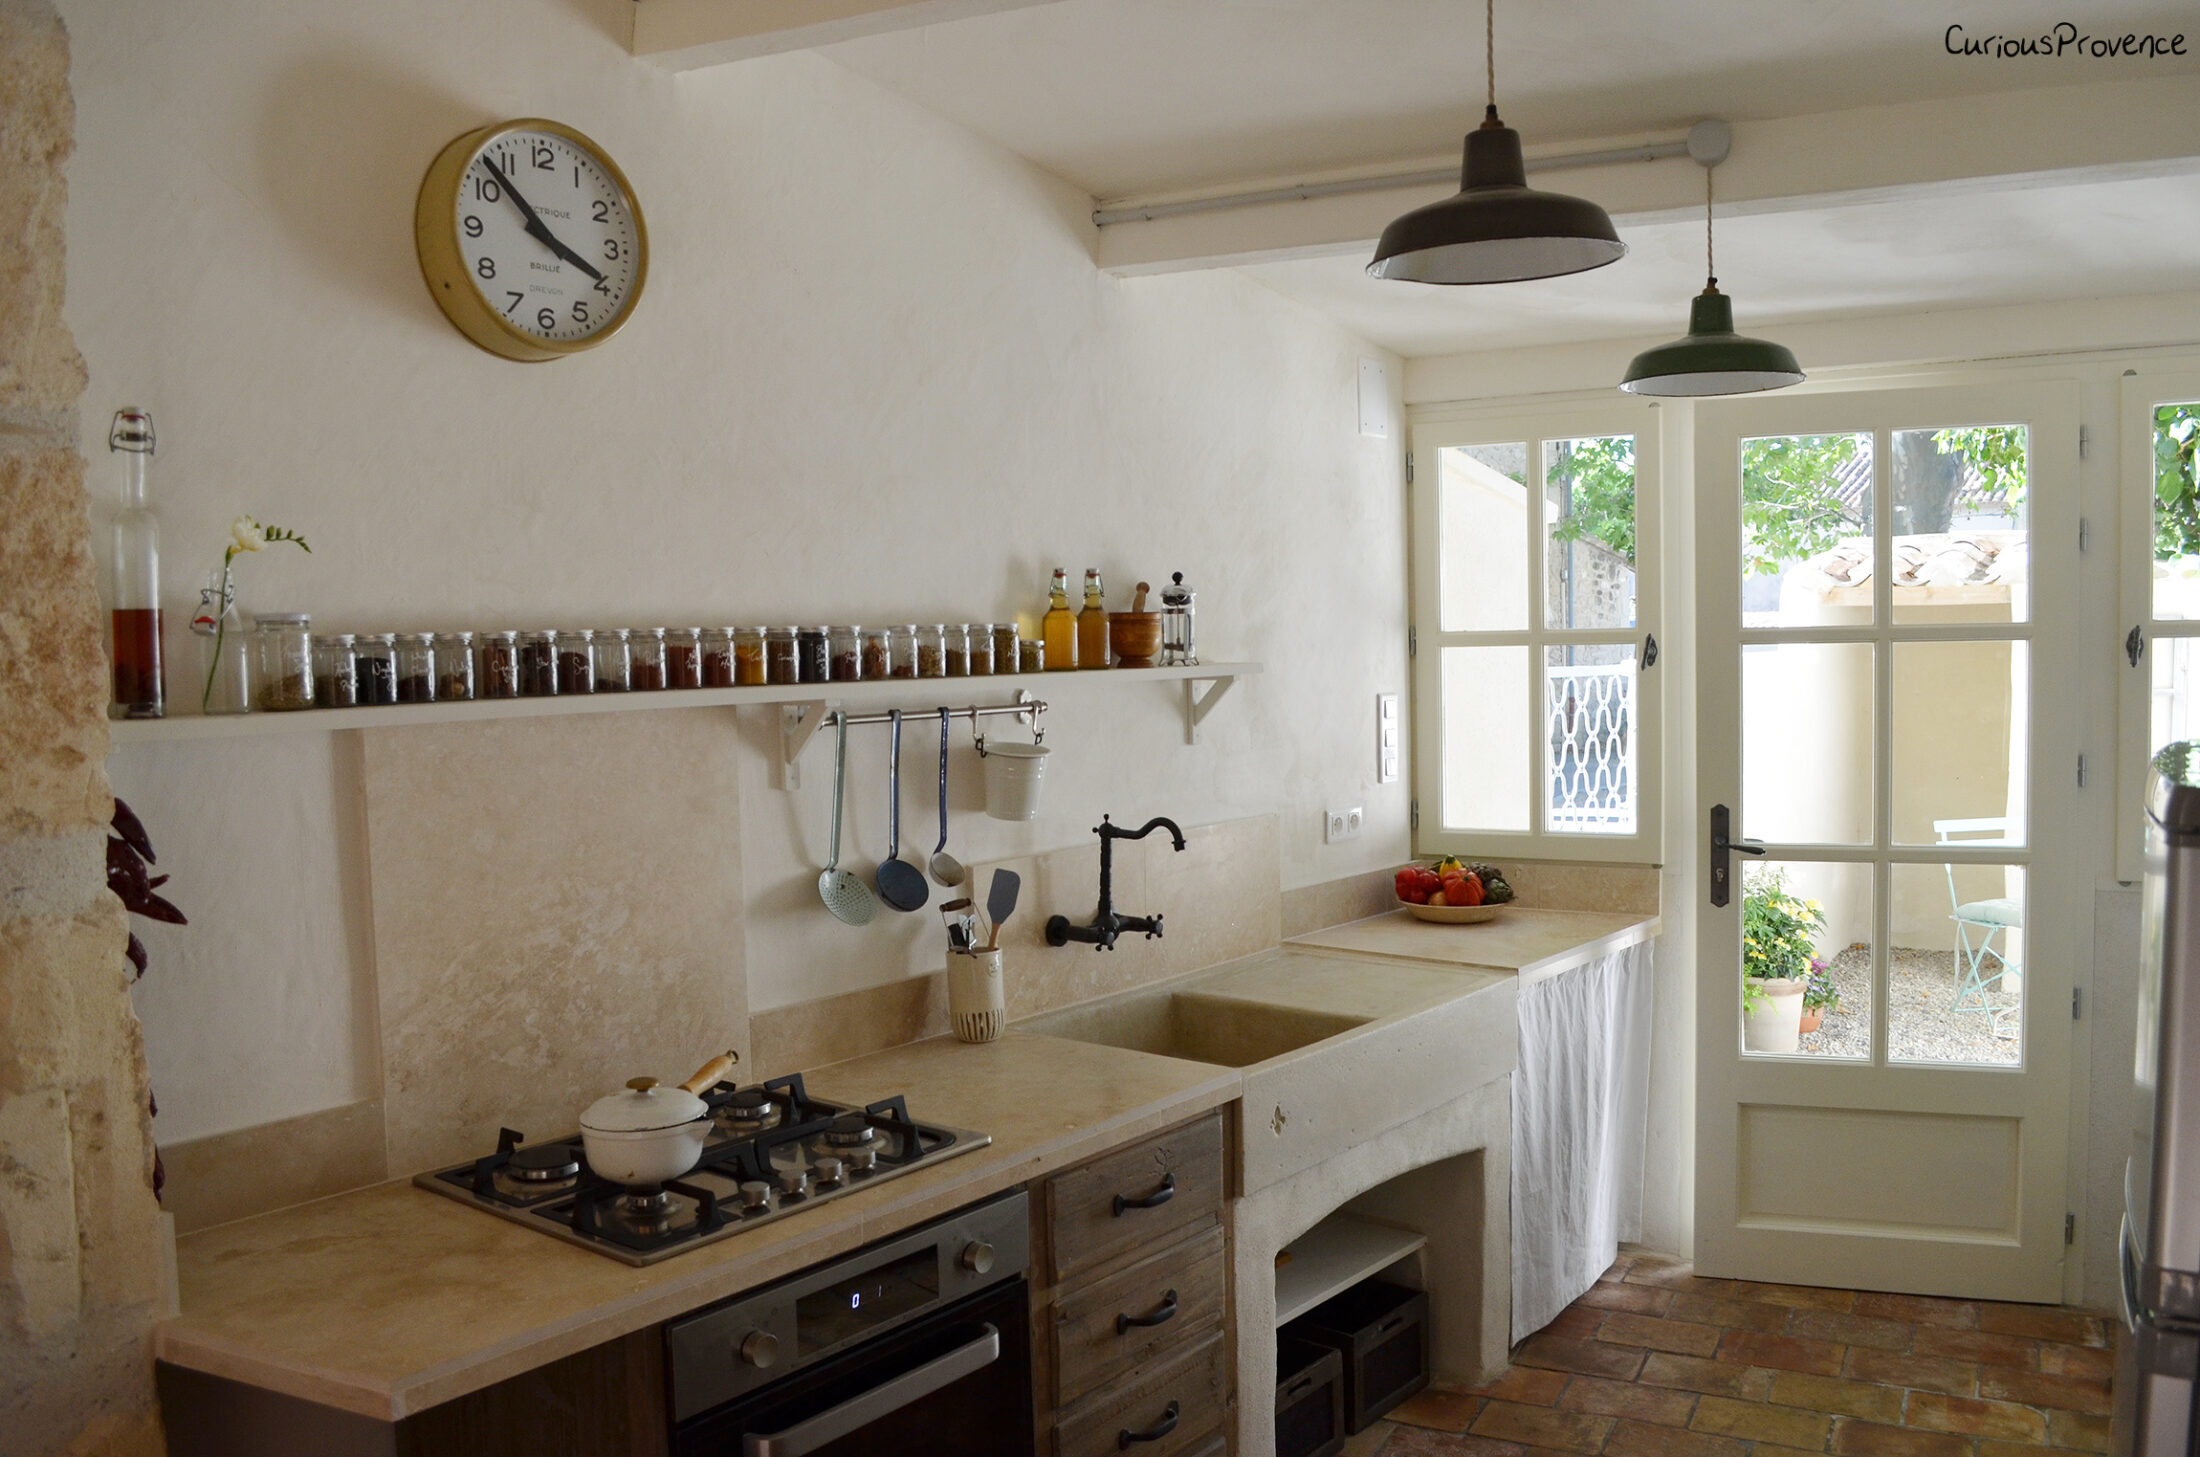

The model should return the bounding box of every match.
[964,623,993,677]
[889,625,919,679]
[518,630,557,698]
[253,613,315,711]
[859,626,891,681]
[701,627,736,688]
[917,624,946,678]
[593,627,632,692]
[435,631,476,702]
[630,628,667,691]
[481,630,520,699]
[395,633,437,704]
[313,633,357,708]
[830,625,861,683]
[358,633,399,704]
[1019,639,1044,674]
[734,626,767,686]
[799,626,830,685]
[556,629,595,695]
[766,627,799,685]
[942,623,969,677]
[666,627,702,689]
[990,624,1020,676]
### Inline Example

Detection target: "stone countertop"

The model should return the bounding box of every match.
[1285,906,1658,985]
[154,1032,1237,1422]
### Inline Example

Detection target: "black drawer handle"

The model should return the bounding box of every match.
[1118,1400,1180,1449]
[1112,1172,1175,1216]
[1115,1289,1179,1335]
[1377,1314,1407,1336]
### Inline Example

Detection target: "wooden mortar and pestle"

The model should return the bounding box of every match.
[1109,582,1164,668]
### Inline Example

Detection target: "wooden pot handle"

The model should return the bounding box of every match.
[680,1050,739,1094]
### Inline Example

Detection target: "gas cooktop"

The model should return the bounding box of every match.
[413,1072,989,1265]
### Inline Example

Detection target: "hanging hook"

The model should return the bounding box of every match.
[971,704,988,757]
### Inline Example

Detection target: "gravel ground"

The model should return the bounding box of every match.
[1797,943,2019,1065]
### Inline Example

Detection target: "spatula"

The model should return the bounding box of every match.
[983,869,1021,951]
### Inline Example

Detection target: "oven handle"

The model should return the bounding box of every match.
[742,1324,1001,1457]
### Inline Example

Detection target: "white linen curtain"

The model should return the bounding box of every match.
[1510,940,1655,1342]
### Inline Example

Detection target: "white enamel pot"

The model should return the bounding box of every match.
[579,1051,736,1187]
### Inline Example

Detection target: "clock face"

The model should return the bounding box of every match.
[451,127,642,348]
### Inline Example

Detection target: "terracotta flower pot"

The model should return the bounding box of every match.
[1797,1005,1826,1035]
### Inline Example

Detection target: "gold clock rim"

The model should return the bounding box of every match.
[414,117,650,363]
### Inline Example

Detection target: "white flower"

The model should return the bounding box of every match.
[229,515,266,553]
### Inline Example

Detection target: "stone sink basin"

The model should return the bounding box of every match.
[1020,946,1516,1193]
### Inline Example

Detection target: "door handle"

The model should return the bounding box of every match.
[1641,633,1659,670]
[1709,803,1765,908]
[2129,624,2146,668]
[742,1325,1000,1457]
[1116,1289,1179,1334]
[1113,1171,1175,1216]
[1118,1400,1181,1448]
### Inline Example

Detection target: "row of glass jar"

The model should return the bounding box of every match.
[253,618,1048,710]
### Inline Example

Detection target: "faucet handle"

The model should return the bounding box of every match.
[1145,914,1165,940]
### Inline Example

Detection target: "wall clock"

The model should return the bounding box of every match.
[414,119,648,362]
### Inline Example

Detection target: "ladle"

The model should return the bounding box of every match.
[927,707,967,888]
[817,711,878,925]
[875,710,931,913]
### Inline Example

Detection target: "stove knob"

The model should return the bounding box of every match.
[959,1240,996,1275]
[778,1168,809,1199]
[738,1331,780,1370]
[813,1157,844,1187]
[738,1180,773,1213]
[845,1146,877,1173]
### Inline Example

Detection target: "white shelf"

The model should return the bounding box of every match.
[1274,1212,1426,1328]
[107,662,1262,747]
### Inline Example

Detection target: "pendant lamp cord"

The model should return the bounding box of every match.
[1485,0,1495,114]
[1704,162,1717,289]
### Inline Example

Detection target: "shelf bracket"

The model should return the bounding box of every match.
[1182,673,1237,745]
[778,701,834,790]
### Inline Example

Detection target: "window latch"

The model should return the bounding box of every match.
[2128,624,2145,668]
[1641,633,1659,670]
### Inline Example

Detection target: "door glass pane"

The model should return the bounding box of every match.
[1439,443,1528,631]
[1743,860,1870,1061]
[1889,862,2023,1066]
[1892,640,2028,847]
[2151,634,2200,758]
[1441,645,1528,831]
[1743,642,1874,845]
[2153,401,2200,620]
[1742,433,1872,630]
[1544,644,1635,835]
[1544,435,1636,629]
[1891,425,2027,624]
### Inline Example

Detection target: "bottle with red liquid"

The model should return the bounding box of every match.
[108,408,164,719]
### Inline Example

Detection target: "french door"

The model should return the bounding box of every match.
[1694,381,2080,1299]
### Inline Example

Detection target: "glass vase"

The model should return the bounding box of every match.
[194,570,250,715]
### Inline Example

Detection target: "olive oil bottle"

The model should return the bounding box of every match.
[1042,568,1076,670]
[1076,568,1109,670]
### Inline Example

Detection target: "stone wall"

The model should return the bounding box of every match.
[0,1,167,1451]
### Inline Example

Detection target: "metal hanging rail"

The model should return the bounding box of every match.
[778,692,1044,789]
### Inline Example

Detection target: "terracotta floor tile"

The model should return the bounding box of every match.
[1735,1281,1859,1312]
[1603,1417,1749,1457]
[1852,1293,1980,1331]
[1637,1354,1778,1401]
[1976,1368,2113,1416]
[1389,1388,1487,1434]
[1690,1393,1834,1448]
[1380,1428,1534,1457]
[1517,1335,1648,1381]
[1753,1446,1839,1457]
[1910,1326,2039,1370]
[1787,1308,1915,1352]
[1542,1306,1610,1340]
[1666,1292,1793,1334]
[1462,1368,1573,1405]
[1625,1264,1743,1297]
[1341,1421,1396,1456]
[2039,1342,2116,1381]
[1903,1391,2050,1442]
[1766,1371,1909,1423]
[1977,1305,2112,1348]
[1829,1417,1973,1457]
[1842,1348,1979,1398]
[1579,1283,1677,1316]
[1600,1313,1726,1358]
[1715,1330,1847,1377]
[1978,1443,2097,1457]
[2047,1409,2114,1453]
[1471,1400,1616,1454]
[1558,1375,1698,1426]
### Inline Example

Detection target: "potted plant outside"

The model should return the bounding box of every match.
[1743,871,1825,1054]
[1797,958,1839,1036]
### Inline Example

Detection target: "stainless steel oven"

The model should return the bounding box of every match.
[667,1190,1032,1457]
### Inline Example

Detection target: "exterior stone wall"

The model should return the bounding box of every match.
[0,1,167,1451]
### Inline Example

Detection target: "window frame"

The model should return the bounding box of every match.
[1408,397,1665,865]
[2117,363,2200,884]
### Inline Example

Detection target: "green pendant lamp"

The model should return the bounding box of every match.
[1368,0,1624,285]
[1620,152,1803,396]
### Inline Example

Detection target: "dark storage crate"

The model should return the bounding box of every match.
[1284,1278,1429,1432]
[1275,1336,1347,1457]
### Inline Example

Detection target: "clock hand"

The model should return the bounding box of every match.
[480,155,607,284]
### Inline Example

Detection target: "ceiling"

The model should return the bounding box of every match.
[820,0,2200,200]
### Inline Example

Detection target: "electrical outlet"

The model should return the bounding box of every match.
[1346,807,1363,836]
[1326,806,1363,843]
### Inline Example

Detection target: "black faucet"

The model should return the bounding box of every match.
[1045,815,1188,951]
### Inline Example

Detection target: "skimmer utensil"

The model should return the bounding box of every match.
[928,707,967,888]
[817,711,878,925]
[876,710,931,913]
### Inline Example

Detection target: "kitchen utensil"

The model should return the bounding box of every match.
[818,711,879,925]
[1108,581,1163,667]
[947,949,1006,1043]
[876,710,930,913]
[980,741,1049,820]
[928,708,967,887]
[983,869,1021,951]
[578,1050,734,1186]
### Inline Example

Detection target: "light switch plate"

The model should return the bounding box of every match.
[1377,694,1400,782]
[1358,359,1389,439]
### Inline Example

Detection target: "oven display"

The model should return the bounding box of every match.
[795,1246,940,1357]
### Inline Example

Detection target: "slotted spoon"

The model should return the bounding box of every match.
[818,711,878,925]
[876,710,931,913]
[928,707,967,888]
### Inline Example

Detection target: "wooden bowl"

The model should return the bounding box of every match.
[1399,900,1506,924]
[1109,611,1163,668]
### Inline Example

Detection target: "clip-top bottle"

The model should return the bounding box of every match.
[1042,568,1076,671]
[1076,568,1109,670]
[108,408,165,718]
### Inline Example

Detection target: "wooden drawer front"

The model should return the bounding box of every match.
[1054,1330,1227,1457]
[1047,1114,1224,1282]
[1053,1224,1226,1405]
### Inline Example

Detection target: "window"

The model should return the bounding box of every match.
[1409,402,1662,862]
[2119,365,2200,881]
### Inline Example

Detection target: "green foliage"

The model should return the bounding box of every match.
[1932,424,2026,511]
[2155,403,2200,561]
[1743,869,1825,986]
[1545,435,1637,567]
[1740,433,1862,576]
[1803,962,1840,1013]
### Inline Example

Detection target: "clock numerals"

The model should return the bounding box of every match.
[504,291,524,316]
[463,215,483,238]
[476,256,496,279]
[531,142,554,170]
[591,200,609,224]
[473,175,500,203]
